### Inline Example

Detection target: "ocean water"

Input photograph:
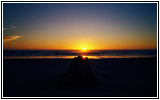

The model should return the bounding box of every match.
[3,49,157,59]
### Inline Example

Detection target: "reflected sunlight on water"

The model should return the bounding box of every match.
[3,55,156,59]
[3,50,157,59]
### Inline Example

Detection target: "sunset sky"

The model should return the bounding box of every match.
[3,3,157,50]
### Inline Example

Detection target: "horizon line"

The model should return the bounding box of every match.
[3,48,157,51]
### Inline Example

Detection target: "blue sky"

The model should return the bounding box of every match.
[3,3,157,50]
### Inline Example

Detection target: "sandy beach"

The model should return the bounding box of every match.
[3,57,157,97]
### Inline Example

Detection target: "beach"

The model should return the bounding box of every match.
[3,57,157,97]
[3,2,157,98]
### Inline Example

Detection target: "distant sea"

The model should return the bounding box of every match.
[3,49,157,59]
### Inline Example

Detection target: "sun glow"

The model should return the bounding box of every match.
[82,47,87,52]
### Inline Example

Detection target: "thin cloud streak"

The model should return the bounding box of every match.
[9,26,16,29]
[3,35,21,43]
[3,27,7,31]
[3,25,16,31]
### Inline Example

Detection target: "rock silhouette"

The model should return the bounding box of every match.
[58,55,97,88]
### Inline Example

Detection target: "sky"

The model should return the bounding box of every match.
[3,3,157,50]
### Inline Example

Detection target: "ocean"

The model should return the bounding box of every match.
[3,49,157,59]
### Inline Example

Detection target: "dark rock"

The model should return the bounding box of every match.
[58,55,97,88]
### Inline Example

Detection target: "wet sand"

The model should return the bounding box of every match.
[3,57,157,97]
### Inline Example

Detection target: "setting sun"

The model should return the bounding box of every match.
[2,2,157,98]
[82,48,87,52]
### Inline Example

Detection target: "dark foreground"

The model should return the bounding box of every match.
[3,57,157,97]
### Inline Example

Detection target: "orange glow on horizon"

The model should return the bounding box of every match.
[3,37,157,50]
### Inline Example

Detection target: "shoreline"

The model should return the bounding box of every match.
[3,55,157,59]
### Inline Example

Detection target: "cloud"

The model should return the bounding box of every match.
[3,27,7,31]
[3,25,16,31]
[3,35,21,43]
[10,26,16,29]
